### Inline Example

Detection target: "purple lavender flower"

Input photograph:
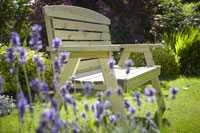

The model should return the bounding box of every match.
[64,93,72,104]
[54,56,61,73]
[60,52,69,66]
[169,87,179,99]
[33,55,45,72]
[132,90,142,106]
[130,115,135,120]
[104,100,111,109]
[31,24,42,32]
[116,86,123,96]
[53,76,59,89]
[43,108,57,123]
[37,110,50,133]
[72,99,77,113]
[83,82,91,95]
[125,59,133,74]
[69,76,75,80]
[51,98,58,110]
[29,78,40,92]
[124,99,130,109]
[109,115,116,123]
[80,111,86,118]
[52,37,62,52]
[29,25,42,50]
[107,60,116,69]
[17,92,27,119]
[105,88,112,98]
[146,111,151,118]
[144,88,156,102]
[5,48,15,64]
[97,91,103,97]
[144,87,156,96]
[128,106,136,114]
[60,86,67,99]
[65,81,73,90]
[11,32,20,47]
[9,68,16,74]
[125,59,133,68]
[146,97,156,103]
[29,26,42,50]
[16,47,27,64]
[0,75,3,94]
[91,104,95,112]
[95,103,104,121]
[40,81,49,95]
[115,112,121,121]
[83,101,89,111]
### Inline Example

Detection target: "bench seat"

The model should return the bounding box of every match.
[73,65,160,91]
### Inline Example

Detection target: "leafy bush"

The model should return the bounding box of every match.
[130,46,180,76]
[152,0,200,41]
[0,95,16,116]
[0,46,53,94]
[162,26,200,74]
[0,0,32,45]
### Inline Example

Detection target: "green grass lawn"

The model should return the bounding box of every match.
[1,75,200,133]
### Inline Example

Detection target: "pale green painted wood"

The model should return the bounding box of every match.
[46,45,120,52]
[42,5,110,25]
[151,77,166,110]
[99,58,128,124]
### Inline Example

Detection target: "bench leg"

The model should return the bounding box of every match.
[99,58,127,124]
[151,77,166,111]
[55,57,80,110]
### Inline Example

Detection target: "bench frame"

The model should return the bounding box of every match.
[42,5,166,122]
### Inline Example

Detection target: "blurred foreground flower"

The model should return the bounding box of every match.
[169,87,179,99]
[0,75,3,94]
[17,92,27,121]
[107,60,116,69]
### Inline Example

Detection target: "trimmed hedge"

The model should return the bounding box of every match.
[130,46,180,76]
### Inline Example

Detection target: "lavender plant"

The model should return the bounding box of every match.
[0,25,180,132]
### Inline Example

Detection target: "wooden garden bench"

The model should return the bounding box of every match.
[42,5,166,118]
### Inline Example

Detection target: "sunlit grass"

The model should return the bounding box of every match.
[1,75,200,132]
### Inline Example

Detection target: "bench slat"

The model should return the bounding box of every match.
[43,5,110,25]
[61,41,111,46]
[52,18,110,32]
[46,45,120,52]
[54,30,111,40]
[73,66,160,84]
[91,67,146,84]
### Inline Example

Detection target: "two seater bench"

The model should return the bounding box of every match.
[42,5,166,118]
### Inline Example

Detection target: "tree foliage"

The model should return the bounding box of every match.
[0,0,32,45]
[30,0,158,46]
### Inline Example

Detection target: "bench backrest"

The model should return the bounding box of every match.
[42,5,112,73]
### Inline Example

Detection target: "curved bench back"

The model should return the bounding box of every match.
[43,5,112,73]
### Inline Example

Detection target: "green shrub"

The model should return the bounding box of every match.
[130,46,180,76]
[152,0,200,42]
[163,26,200,74]
[0,46,53,94]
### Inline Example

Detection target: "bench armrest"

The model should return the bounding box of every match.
[117,44,160,67]
[46,45,120,52]
[117,44,161,52]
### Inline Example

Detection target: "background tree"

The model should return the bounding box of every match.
[0,0,32,45]
[30,0,158,46]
